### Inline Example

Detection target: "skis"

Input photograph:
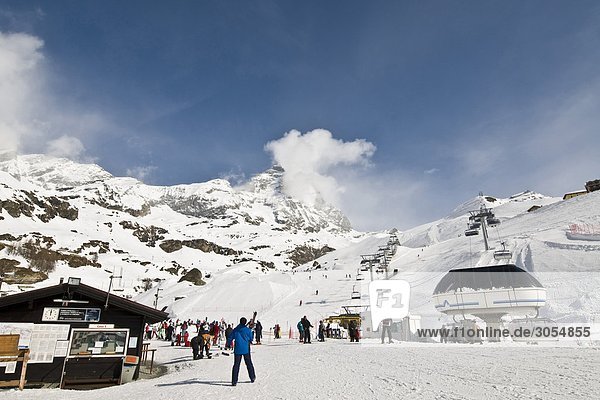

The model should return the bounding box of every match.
[194,355,215,360]
[249,311,257,328]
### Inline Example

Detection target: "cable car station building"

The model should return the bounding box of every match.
[0,278,168,389]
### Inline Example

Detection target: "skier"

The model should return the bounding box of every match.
[198,323,212,358]
[183,329,190,347]
[297,320,305,343]
[224,324,233,350]
[318,320,325,342]
[212,321,220,346]
[255,321,263,344]
[174,323,182,346]
[274,324,281,339]
[349,320,359,342]
[166,322,174,343]
[301,316,313,344]
[381,318,393,344]
[190,334,201,360]
[228,317,256,386]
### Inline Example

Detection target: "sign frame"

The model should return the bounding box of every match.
[42,307,102,322]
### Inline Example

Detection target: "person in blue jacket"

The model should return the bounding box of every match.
[228,317,256,386]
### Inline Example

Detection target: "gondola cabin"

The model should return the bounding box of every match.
[432,264,546,322]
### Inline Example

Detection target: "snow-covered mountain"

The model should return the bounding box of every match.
[1,154,599,330]
[0,154,364,299]
[0,154,112,189]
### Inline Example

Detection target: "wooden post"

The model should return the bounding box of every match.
[18,349,29,390]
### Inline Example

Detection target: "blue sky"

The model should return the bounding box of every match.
[1,1,600,230]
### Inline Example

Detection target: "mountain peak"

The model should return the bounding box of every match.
[245,165,284,196]
[0,154,112,189]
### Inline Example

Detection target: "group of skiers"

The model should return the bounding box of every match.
[148,315,261,385]
[296,317,331,343]
[190,322,217,359]
[149,315,370,347]
[146,313,390,386]
[145,319,227,348]
[297,316,313,343]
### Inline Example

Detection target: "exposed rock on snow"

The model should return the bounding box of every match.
[159,239,240,255]
[178,268,205,286]
[287,244,336,267]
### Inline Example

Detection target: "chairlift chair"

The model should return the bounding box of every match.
[493,250,512,260]
[356,272,364,281]
[493,242,512,260]
[480,208,494,217]
[487,217,501,227]
[351,285,361,300]
[464,228,479,237]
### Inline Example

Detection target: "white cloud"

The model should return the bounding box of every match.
[0,30,107,161]
[126,165,157,182]
[263,129,432,231]
[0,31,44,154]
[424,168,439,175]
[219,167,247,187]
[46,135,86,160]
[264,129,376,207]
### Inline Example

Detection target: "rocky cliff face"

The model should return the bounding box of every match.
[243,165,352,232]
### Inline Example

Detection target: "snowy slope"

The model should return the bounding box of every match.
[158,190,600,330]
[132,189,600,335]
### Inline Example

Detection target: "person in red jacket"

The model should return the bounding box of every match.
[212,322,220,346]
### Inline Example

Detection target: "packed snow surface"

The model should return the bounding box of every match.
[1,339,599,400]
